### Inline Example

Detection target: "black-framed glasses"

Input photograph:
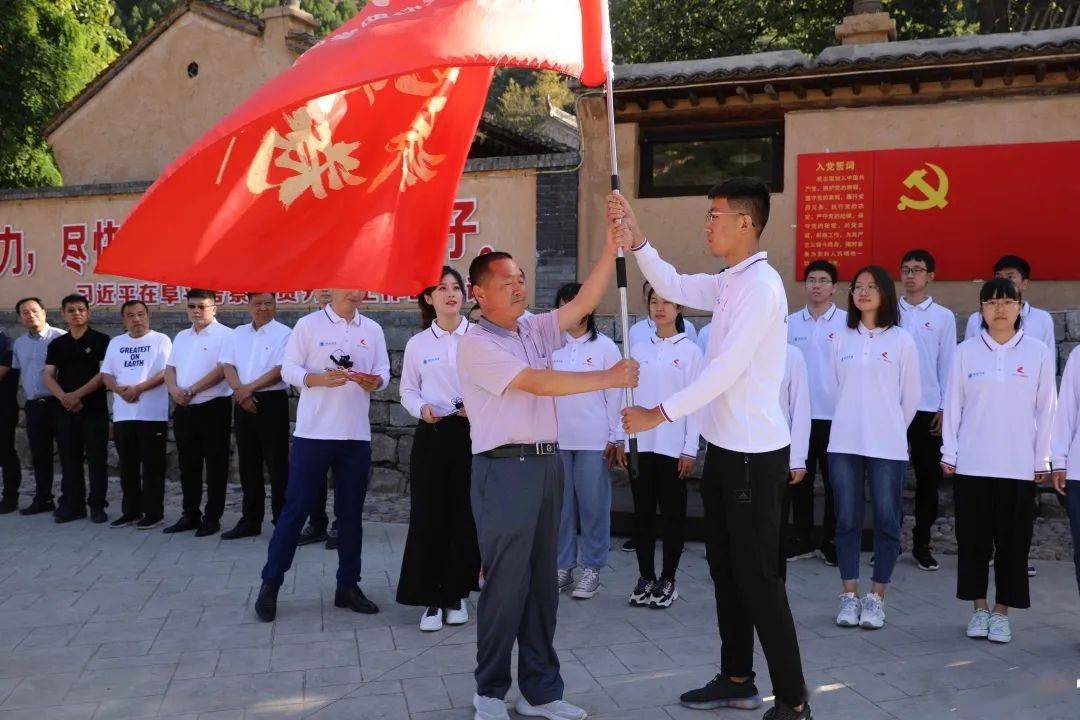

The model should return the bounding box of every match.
[900,267,928,276]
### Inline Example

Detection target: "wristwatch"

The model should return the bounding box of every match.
[183,387,194,398]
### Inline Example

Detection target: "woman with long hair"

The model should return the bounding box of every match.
[827,265,920,630]
[396,266,480,631]
[943,278,1055,644]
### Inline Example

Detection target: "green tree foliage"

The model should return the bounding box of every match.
[495,70,576,131]
[111,1,363,43]
[0,0,128,188]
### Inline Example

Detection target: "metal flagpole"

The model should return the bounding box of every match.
[603,66,639,478]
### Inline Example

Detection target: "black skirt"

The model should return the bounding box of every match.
[396,415,481,607]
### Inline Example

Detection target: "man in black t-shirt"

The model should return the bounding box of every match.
[0,327,20,514]
[44,294,111,523]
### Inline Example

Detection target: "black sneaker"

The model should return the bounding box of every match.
[90,508,107,524]
[110,513,141,528]
[0,497,18,514]
[679,673,763,710]
[325,526,339,550]
[297,524,327,546]
[54,508,87,523]
[912,547,939,571]
[763,701,813,719]
[649,577,678,608]
[162,515,199,534]
[628,577,655,607]
[820,543,837,567]
[136,515,164,530]
[20,499,55,516]
[621,538,636,552]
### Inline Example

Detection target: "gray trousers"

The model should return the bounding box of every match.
[471,454,565,704]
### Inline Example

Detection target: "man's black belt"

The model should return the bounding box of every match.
[481,442,559,459]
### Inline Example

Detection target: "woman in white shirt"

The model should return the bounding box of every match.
[627,288,703,610]
[943,278,1055,644]
[396,266,479,632]
[552,283,625,601]
[828,265,920,630]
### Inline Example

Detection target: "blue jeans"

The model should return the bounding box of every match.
[557,450,611,571]
[262,438,370,588]
[1066,481,1080,596]
[828,453,906,585]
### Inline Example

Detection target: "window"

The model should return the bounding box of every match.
[638,123,783,198]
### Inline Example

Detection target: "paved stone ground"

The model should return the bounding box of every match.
[2,494,1080,720]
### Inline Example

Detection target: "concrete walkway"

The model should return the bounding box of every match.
[1,509,1079,719]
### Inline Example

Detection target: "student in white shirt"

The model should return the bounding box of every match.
[627,287,702,610]
[552,282,625,602]
[786,259,847,565]
[828,265,920,631]
[612,179,809,719]
[628,281,698,348]
[779,345,811,573]
[256,289,391,622]
[396,267,480,632]
[897,249,956,572]
[943,278,1055,644]
[100,301,172,528]
[1052,345,1080,601]
[162,289,234,537]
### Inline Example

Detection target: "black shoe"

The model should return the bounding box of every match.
[621,538,636,552]
[913,547,939,571]
[679,673,763,710]
[162,516,199,534]
[195,519,221,537]
[221,522,261,540]
[334,585,379,614]
[649,577,678,609]
[0,497,18,514]
[820,543,837,567]
[54,508,87,523]
[20,499,55,516]
[763,701,813,719]
[325,526,339,550]
[255,583,279,622]
[90,508,108,524]
[297,524,327,546]
[628,577,656,607]
[136,515,164,530]
[110,513,141,528]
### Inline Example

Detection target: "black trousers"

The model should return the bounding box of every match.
[806,419,834,549]
[173,396,232,522]
[630,451,687,581]
[54,406,109,511]
[0,405,20,500]
[234,390,290,526]
[954,475,1035,609]
[115,420,167,519]
[24,398,58,503]
[908,410,944,550]
[701,443,807,708]
[397,417,480,607]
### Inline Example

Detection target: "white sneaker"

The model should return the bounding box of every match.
[557,568,574,593]
[419,607,443,632]
[859,593,885,629]
[445,599,468,625]
[571,568,600,599]
[474,694,509,720]
[513,697,587,720]
[987,612,1012,643]
[966,608,991,638]
[836,592,860,627]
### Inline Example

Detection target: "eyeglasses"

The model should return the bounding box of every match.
[805,278,834,286]
[900,267,928,276]
[704,210,746,222]
[851,284,879,294]
[981,299,1020,309]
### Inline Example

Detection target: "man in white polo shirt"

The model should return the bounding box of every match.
[163,289,234,537]
[613,178,810,720]
[220,292,292,539]
[255,289,390,622]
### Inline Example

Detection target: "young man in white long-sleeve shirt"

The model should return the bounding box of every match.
[612,178,809,720]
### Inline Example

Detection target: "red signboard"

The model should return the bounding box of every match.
[796,141,1080,280]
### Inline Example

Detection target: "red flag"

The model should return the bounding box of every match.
[96,0,612,296]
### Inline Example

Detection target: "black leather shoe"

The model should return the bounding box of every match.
[195,518,221,537]
[54,508,87,523]
[162,515,199,534]
[334,585,379,614]
[221,522,261,540]
[20,499,56,516]
[296,524,327,546]
[89,508,108,524]
[0,497,18,514]
[255,583,279,622]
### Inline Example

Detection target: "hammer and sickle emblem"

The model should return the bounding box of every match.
[897,162,949,211]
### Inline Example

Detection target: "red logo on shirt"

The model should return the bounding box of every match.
[924,321,932,330]
[585,356,594,366]
[1016,366,1027,376]
[827,332,835,340]
[359,338,368,347]
[672,358,681,368]
[880,351,891,363]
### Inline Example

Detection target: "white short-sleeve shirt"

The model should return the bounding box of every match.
[101,331,173,422]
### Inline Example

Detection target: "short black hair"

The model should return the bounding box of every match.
[468,251,514,288]
[60,293,90,311]
[645,286,686,334]
[120,300,149,316]
[15,297,43,315]
[707,177,770,235]
[993,255,1031,280]
[246,291,275,302]
[901,249,936,273]
[846,265,900,330]
[979,277,1023,331]
[186,288,216,303]
[804,259,838,283]
[554,282,597,341]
